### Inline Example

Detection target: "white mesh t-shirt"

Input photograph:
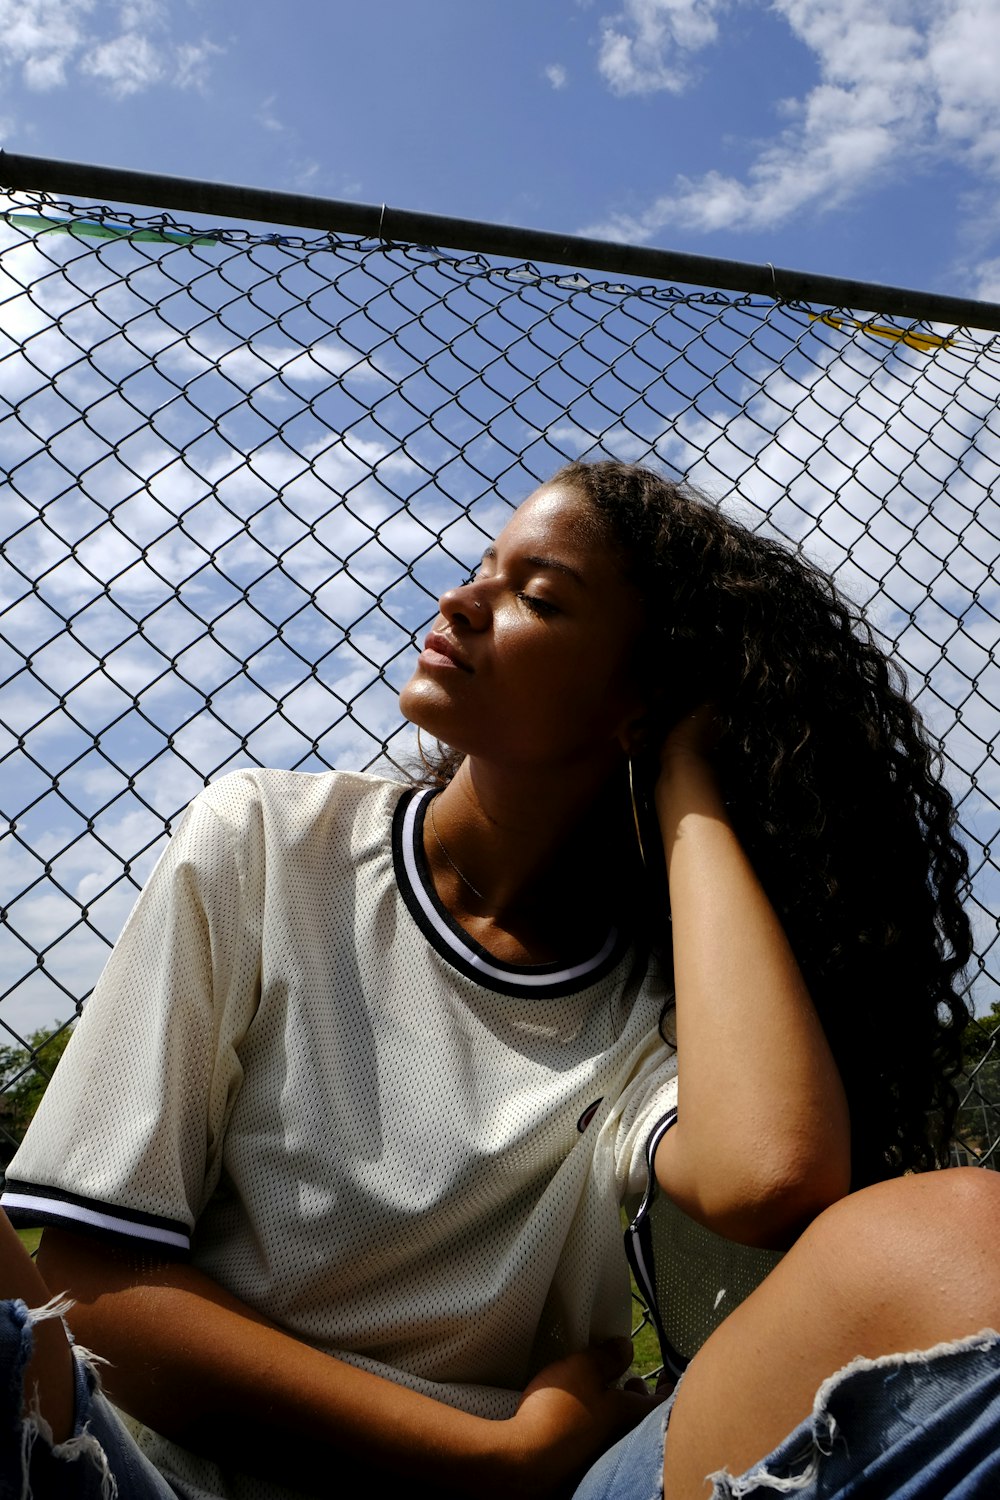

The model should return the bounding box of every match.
[5,769,678,1500]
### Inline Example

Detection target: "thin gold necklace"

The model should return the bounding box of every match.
[428,794,486,901]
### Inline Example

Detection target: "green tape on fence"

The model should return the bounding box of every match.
[5,213,219,247]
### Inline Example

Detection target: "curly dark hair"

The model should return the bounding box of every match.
[415,460,973,1186]
[568,460,972,1186]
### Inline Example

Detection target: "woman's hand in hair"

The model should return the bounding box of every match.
[657,702,720,771]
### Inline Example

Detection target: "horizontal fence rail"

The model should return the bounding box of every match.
[1,158,998,1181]
[6,151,1000,334]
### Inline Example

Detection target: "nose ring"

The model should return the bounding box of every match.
[474,601,482,609]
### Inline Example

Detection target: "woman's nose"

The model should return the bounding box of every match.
[438,581,490,628]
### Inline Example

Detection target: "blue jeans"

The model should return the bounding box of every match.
[4,1298,1000,1498]
[573,1329,1000,1499]
[1,1296,178,1500]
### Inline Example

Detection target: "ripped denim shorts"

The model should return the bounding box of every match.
[573,1329,1000,1500]
[1,1296,178,1499]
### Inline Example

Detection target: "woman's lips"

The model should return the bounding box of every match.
[420,632,473,671]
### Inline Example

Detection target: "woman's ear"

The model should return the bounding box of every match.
[617,675,672,755]
[616,706,653,757]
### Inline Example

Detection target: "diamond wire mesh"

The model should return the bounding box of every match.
[1,192,998,1188]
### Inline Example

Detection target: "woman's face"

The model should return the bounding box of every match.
[399,482,646,772]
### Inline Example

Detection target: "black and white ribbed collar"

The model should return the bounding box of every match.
[392,789,630,999]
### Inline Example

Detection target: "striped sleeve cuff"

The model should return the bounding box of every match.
[1,1180,191,1254]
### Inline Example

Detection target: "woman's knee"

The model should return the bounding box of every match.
[806,1167,1000,1254]
[789,1167,1000,1331]
[660,1171,1000,1500]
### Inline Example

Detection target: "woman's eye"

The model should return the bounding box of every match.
[518,592,556,615]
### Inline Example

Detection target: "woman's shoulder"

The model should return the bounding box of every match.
[190,766,410,848]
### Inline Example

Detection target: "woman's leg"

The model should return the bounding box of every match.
[662,1167,1000,1500]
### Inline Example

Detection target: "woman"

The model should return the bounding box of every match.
[1,461,996,1499]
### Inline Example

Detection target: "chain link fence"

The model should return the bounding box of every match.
[1,174,998,1190]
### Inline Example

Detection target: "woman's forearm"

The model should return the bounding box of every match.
[652,746,851,1246]
[36,1226,512,1495]
[35,1227,651,1498]
[1,1211,75,1442]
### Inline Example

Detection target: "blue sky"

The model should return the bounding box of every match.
[2,0,1000,301]
[2,2,999,1040]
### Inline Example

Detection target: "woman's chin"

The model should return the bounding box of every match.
[398,682,454,744]
[398,680,429,727]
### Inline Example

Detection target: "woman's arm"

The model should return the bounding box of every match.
[36,1227,656,1498]
[0,1211,75,1442]
[652,714,851,1248]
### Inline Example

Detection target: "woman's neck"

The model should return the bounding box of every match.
[422,758,630,963]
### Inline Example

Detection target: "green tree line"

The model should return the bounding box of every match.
[0,1023,75,1169]
[954,999,1000,1169]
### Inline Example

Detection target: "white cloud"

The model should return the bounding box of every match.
[257,95,287,134]
[928,0,1000,169]
[545,62,569,89]
[0,0,92,90]
[587,0,1000,242]
[252,96,329,191]
[172,38,220,91]
[0,0,220,98]
[597,0,722,95]
[974,259,1000,302]
[293,160,322,190]
[81,31,164,95]
[146,329,385,395]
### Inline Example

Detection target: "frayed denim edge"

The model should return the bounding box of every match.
[12,1295,118,1500]
[705,1327,1000,1498]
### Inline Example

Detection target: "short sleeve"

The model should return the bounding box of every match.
[609,1036,679,1204]
[2,780,264,1255]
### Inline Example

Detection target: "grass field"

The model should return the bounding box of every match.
[629,1306,662,1379]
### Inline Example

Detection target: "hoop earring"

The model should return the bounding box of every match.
[628,756,647,870]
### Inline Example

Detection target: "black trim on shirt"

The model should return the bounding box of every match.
[2,1178,191,1256]
[392,788,630,999]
